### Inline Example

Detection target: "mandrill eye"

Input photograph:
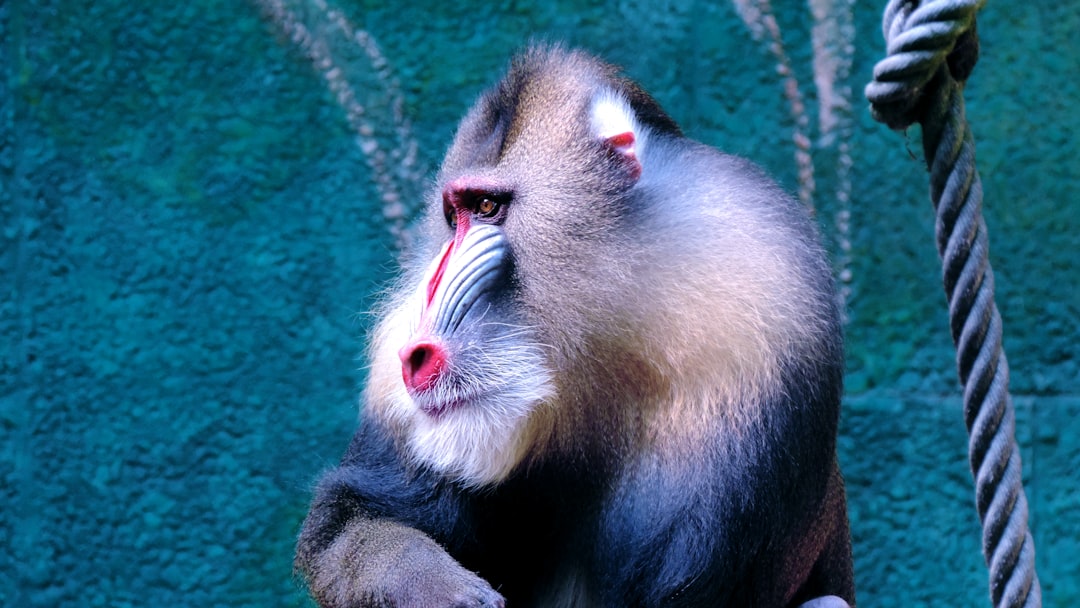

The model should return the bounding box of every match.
[445,206,458,228]
[477,197,499,217]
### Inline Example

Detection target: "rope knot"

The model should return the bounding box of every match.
[865,0,985,130]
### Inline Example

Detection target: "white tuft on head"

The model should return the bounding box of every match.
[590,90,637,139]
[590,90,645,159]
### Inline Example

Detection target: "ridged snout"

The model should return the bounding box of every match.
[402,224,511,397]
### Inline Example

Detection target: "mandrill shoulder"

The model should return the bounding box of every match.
[617,134,840,391]
[634,134,817,243]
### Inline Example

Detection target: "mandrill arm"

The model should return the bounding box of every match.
[295,420,505,608]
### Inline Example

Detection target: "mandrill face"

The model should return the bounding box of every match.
[360,54,657,487]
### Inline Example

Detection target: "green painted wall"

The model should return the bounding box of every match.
[2,1,1076,606]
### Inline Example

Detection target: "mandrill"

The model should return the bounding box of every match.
[295,45,855,608]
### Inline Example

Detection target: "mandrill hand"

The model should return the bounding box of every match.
[799,596,852,608]
[299,519,505,608]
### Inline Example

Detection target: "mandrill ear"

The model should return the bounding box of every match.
[590,91,643,183]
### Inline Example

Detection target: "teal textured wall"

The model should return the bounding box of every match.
[1,1,1076,606]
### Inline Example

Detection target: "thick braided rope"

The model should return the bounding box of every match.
[865,2,1041,607]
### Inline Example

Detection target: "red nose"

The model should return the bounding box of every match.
[399,340,447,393]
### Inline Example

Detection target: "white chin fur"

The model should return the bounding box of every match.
[385,363,553,487]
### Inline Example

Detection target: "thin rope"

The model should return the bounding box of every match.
[865,1,1041,607]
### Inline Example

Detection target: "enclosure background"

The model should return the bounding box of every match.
[2,0,1077,606]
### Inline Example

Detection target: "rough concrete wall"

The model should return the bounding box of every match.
[1,1,1076,606]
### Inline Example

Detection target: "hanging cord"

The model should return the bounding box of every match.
[865,1,1041,607]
